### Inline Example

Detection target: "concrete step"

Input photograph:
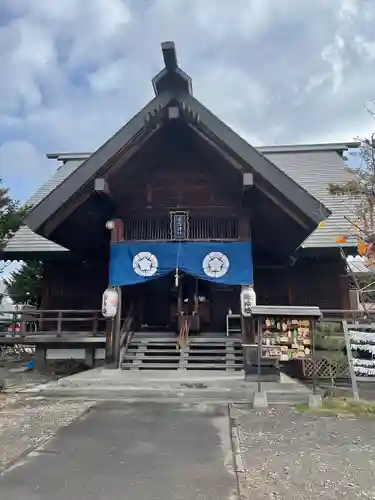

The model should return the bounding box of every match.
[185,364,242,370]
[128,348,180,354]
[128,351,182,356]
[121,363,243,370]
[31,386,311,404]
[122,363,181,370]
[185,356,238,362]
[131,338,242,344]
[124,356,181,363]
[126,354,241,361]
[31,387,254,402]
[131,340,178,346]
[186,344,243,354]
[187,349,243,355]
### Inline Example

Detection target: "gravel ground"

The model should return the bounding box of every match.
[0,355,88,392]
[232,404,375,500]
[0,396,96,472]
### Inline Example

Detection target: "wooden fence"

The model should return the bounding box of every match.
[301,357,349,379]
[0,309,107,337]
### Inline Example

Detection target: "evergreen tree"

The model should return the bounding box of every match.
[0,178,29,253]
[4,262,43,306]
[0,178,42,306]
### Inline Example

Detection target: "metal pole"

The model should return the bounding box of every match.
[113,286,122,368]
[343,320,360,401]
[257,317,262,393]
[311,318,317,395]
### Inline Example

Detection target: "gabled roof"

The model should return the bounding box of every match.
[266,149,357,249]
[25,89,174,233]
[2,144,356,256]
[259,142,360,154]
[7,42,359,258]
[24,41,329,237]
[180,93,330,225]
[2,160,86,257]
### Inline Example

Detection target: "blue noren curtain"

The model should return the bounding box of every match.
[109,241,253,286]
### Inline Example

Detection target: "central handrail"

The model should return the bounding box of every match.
[177,315,191,351]
[118,304,135,368]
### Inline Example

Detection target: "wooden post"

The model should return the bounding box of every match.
[113,286,122,368]
[256,318,262,392]
[342,320,360,401]
[106,218,124,365]
[105,318,114,364]
[57,311,63,336]
[238,202,252,342]
[92,312,99,336]
[20,312,27,338]
[39,311,44,333]
[311,318,317,395]
[35,346,47,371]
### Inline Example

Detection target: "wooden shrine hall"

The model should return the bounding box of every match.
[1,42,358,369]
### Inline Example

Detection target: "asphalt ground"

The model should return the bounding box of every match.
[0,400,238,500]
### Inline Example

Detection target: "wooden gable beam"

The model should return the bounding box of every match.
[25,91,174,234]
[43,190,91,237]
[40,127,160,239]
[181,93,330,226]
[187,123,244,172]
[255,181,311,230]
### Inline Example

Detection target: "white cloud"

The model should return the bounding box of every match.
[321,35,347,93]
[0,140,50,200]
[337,0,359,21]
[1,0,375,200]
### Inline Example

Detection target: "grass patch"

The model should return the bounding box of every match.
[295,397,375,417]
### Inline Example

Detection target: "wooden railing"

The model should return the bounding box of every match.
[119,304,135,368]
[123,215,239,240]
[320,309,375,323]
[0,309,107,337]
[0,308,372,340]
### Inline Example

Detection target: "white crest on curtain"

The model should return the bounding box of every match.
[202,252,229,278]
[133,252,158,277]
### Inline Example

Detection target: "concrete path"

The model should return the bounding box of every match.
[0,401,238,500]
[23,367,313,404]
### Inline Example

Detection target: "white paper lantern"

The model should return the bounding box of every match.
[240,287,256,317]
[101,288,118,318]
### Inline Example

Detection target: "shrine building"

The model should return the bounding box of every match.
[1,42,359,351]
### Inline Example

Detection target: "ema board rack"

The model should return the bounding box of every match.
[250,306,321,361]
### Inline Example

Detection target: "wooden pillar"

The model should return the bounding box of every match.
[85,347,95,368]
[105,319,114,364]
[339,274,350,312]
[239,175,253,341]
[106,218,124,366]
[113,286,122,367]
[35,346,47,371]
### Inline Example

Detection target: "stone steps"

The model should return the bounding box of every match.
[121,332,244,371]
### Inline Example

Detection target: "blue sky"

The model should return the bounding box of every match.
[1,0,375,204]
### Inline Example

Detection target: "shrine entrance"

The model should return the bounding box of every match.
[123,272,240,336]
[110,240,251,336]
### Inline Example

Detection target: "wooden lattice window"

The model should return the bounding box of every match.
[123,215,238,241]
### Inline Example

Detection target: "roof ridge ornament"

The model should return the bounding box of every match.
[162,41,178,70]
[152,41,193,97]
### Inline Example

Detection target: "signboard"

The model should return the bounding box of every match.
[170,212,189,240]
